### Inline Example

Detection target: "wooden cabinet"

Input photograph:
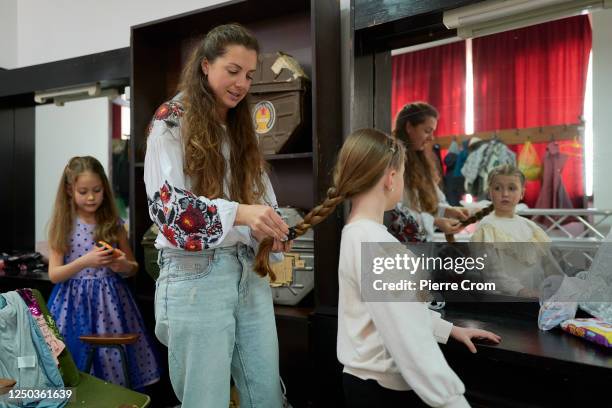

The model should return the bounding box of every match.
[130,1,342,405]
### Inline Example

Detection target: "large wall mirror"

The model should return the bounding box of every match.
[377,1,612,301]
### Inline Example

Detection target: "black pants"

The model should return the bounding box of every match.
[342,373,429,407]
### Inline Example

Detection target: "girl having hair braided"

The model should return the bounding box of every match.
[257,128,500,407]
[254,127,401,278]
[469,164,552,297]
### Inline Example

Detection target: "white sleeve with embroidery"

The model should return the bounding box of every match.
[144,115,238,251]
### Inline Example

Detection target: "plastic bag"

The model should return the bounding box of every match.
[518,140,542,181]
[538,276,588,331]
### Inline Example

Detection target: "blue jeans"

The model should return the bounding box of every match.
[155,244,282,407]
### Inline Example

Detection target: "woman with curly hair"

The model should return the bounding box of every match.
[144,23,290,407]
[389,102,470,243]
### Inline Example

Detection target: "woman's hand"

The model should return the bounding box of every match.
[252,230,293,253]
[445,206,470,221]
[271,239,293,253]
[450,326,501,353]
[434,217,464,234]
[236,204,289,241]
[81,246,114,268]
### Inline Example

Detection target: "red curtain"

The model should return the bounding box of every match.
[391,41,466,137]
[473,15,591,208]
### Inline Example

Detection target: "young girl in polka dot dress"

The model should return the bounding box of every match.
[47,156,160,389]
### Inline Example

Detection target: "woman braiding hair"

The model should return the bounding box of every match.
[255,128,405,279]
[444,204,495,243]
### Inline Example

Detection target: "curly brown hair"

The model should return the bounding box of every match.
[393,102,440,214]
[179,23,267,204]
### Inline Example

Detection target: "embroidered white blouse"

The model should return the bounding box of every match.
[396,185,450,241]
[143,97,279,252]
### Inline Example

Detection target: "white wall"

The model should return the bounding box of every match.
[592,9,612,211]
[35,98,110,245]
[16,0,228,67]
[0,0,17,69]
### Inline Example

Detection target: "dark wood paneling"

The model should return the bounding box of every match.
[275,308,312,408]
[310,312,344,407]
[12,107,35,251]
[0,48,130,99]
[352,54,375,131]
[0,109,14,250]
[312,0,343,312]
[268,159,314,210]
[374,51,392,133]
[354,0,485,30]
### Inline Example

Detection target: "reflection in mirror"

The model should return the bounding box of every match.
[388,6,612,300]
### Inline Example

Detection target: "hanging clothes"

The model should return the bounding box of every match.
[535,141,573,209]
[443,140,466,206]
[461,139,516,199]
[0,291,67,408]
[453,139,470,177]
[17,289,66,365]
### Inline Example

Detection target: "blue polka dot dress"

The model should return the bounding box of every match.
[48,219,161,389]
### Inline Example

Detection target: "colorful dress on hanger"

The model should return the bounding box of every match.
[48,219,161,389]
[535,141,573,209]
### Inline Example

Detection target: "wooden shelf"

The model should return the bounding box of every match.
[436,123,581,149]
[265,152,313,161]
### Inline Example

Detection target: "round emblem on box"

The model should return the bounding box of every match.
[253,101,276,134]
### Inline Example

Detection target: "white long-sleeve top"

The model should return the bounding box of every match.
[338,218,469,408]
[144,97,279,252]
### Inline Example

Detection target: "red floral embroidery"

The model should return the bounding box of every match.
[177,204,207,234]
[148,181,223,250]
[160,184,171,204]
[184,236,203,252]
[162,225,178,247]
[154,101,184,121]
[154,104,169,120]
[389,208,426,243]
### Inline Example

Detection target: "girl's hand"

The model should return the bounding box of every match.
[434,217,464,234]
[450,326,502,353]
[517,287,539,298]
[445,206,470,221]
[82,246,114,268]
[236,204,289,241]
[109,254,132,274]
